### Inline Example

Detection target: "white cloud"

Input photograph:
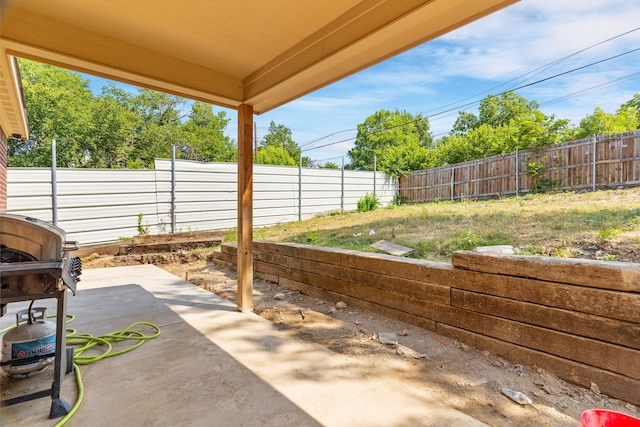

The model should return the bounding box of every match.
[289,95,382,112]
[256,0,640,161]
[433,0,640,80]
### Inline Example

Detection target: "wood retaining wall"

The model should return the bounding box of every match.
[213,241,640,405]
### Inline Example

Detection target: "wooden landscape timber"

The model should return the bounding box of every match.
[213,240,640,405]
[452,250,640,292]
[72,230,225,258]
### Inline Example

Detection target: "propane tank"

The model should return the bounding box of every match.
[1,307,56,377]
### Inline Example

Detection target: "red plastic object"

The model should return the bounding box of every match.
[581,409,640,427]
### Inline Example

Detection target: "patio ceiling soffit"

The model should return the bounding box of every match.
[0,0,518,141]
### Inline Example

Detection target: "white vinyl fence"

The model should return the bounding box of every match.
[7,159,394,245]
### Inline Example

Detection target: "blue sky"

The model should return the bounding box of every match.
[83,0,640,164]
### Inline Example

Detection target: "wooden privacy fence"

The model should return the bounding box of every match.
[213,241,640,406]
[399,131,640,203]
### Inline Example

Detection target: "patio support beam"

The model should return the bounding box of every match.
[237,104,254,312]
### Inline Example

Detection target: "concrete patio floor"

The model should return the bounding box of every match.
[1,265,489,426]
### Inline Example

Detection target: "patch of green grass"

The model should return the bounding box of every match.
[599,228,621,240]
[254,227,267,240]
[302,227,322,243]
[441,231,481,252]
[256,188,640,263]
[224,228,237,243]
[551,247,573,258]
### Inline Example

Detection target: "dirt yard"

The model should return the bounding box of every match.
[81,247,639,427]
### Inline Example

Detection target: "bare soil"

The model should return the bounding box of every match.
[82,249,639,426]
[255,188,640,264]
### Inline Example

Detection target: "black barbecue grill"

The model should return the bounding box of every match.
[0,214,81,418]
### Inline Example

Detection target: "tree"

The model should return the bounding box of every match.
[320,161,340,169]
[8,60,240,168]
[435,124,512,165]
[572,106,638,140]
[348,109,433,175]
[382,139,436,176]
[621,93,640,112]
[181,102,236,162]
[84,87,138,168]
[260,121,299,158]
[451,111,479,136]
[125,89,187,168]
[478,91,539,128]
[256,121,313,166]
[255,145,297,166]
[8,59,95,167]
[436,92,570,165]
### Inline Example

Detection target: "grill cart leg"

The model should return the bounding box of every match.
[49,290,71,419]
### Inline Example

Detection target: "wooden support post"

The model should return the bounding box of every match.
[0,126,7,213]
[237,104,254,312]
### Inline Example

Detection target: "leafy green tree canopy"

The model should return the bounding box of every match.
[572,104,639,140]
[8,59,238,168]
[621,93,640,112]
[181,102,236,162]
[320,161,340,169]
[256,121,314,166]
[8,59,94,167]
[124,88,186,168]
[259,121,300,159]
[9,60,639,172]
[255,145,297,166]
[348,109,433,176]
[437,92,570,165]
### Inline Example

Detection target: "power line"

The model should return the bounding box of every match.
[313,155,344,163]
[303,136,356,152]
[354,46,640,135]
[305,45,639,153]
[506,47,640,93]
[424,26,640,113]
[300,128,356,149]
[540,71,640,108]
[299,29,640,155]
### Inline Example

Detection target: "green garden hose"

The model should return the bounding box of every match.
[1,312,161,426]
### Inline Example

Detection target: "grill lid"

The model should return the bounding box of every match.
[0,214,81,310]
[0,215,66,261]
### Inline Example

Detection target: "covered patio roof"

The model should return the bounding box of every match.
[1,0,517,137]
[0,0,518,310]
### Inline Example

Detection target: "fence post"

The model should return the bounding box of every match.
[373,153,377,196]
[450,166,455,201]
[51,139,58,226]
[171,144,176,233]
[298,154,302,221]
[515,148,519,197]
[592,136,597,192]
[341,157,344,213]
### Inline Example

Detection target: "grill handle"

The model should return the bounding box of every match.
[63,241,79,251]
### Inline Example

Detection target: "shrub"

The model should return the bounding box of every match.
[137,213,149,235]
[391,193,404,206]
[357,193,380,212]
